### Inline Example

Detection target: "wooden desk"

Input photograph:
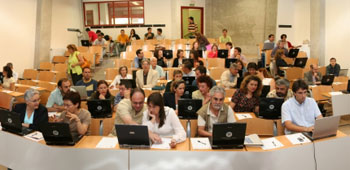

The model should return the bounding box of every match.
[15,84,47,91]
[0,89,24,97]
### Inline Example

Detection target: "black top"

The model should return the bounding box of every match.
[129,34,140,40]
[165,81,173,92]
[163,92,177,110]
[172,58,181,67]
[276,58,288,76]
[157,57,167,68]
[326,64,341,76]
[13,103,48,131]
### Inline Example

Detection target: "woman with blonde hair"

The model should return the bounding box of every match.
[67,44,84,85]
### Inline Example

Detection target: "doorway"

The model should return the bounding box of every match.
[181,7,204,39]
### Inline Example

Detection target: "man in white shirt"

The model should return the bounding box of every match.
[197,86,236,137]
[264,34,275,43]
[182,61,195,77]
[150,57,165,80]
[281,79,323,134]
[220,63,239,88]
[155,28,165,40]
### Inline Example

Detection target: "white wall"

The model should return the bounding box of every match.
[325,0,350,69]
[0,0,37,76]
[276,0,310,46]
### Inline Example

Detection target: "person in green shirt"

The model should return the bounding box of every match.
[219,29,232,44]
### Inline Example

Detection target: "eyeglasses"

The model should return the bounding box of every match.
[30,99,41,103]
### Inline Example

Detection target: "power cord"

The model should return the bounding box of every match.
[312,142,318,170]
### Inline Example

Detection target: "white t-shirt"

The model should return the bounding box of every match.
[109,74,132,87]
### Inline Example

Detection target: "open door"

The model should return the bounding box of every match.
[181,6,204,39]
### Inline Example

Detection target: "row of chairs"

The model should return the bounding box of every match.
[22,69,67,83]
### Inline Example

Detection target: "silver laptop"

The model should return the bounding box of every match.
[339,69,348,76]
[71,86,88,100]
[302,116,340,141]
[262,42,275,50]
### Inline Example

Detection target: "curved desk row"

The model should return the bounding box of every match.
[0,130,349,170]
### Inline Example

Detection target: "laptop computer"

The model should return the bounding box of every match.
[211,123,247,149]
[87,99,112,118]
[321,75,335,85]
[196,50,203,58]
[183,76,196,86]
[40,123,76,145]
[225,58,238,68]
[259,98,284,119]
[236,77,243,89]
[81,40,90,47]
[293,57,308,68]
[339,69,348,76]
[182,85,198,99]
[0,109,33,136]
[260,85,270,98]
[120,79,137,88]
[163,50,173,59]
[115,124,150,148]
[288,49,299,58]
[302,116,340,141]
[218,50,229,58]
[262,42,275,50]
[71,86,88,100]
[178,99,202,119]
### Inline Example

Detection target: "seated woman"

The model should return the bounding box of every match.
[109,66,132,89]
[91,80,115,106]
[243,62,258,78]
[13,89,48,131]
[163,80,185,112]
[226,42,235,58]
[190,50,204,68]
[274,49,288,76]
[165,70,183,92]
[154,48,167,68]
[56,91,91,142]
[257,68,276,91]
[191,41,200,51]
[207,44,218,58]
[236,59,247,77]
[142,92,186,147]
[230,75,262,114]
[192,75,213,105]
[2,65,15,90]
[172,49,184,67]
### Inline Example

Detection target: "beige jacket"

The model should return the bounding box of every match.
[135,69,159,88]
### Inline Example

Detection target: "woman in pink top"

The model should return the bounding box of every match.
[207,44,218,58]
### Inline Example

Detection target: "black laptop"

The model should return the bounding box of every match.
[259,98,284,119]
[260,85,270,98]
[115,124,150,148]
[236,77,243,89]
[0,109,33,136]
[40,123,76,145]
[211,123,247,149]
[183,76,196,86]
[87,99,112,118]
[196,50,203,58]
[225,58,238,68]
[288,49,299,58]
[120,79,137,88]
[218,50,229,58]
[81,40,90,47]
[183,85,198,99]
[178,99,202,119]
[293,57,308,68]
[163,50,173,59]
[321,75,335,85]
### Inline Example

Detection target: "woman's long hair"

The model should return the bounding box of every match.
[147,92,166,128]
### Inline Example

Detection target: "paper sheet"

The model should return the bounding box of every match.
[48,112,58,117]
[1,90,11,93]
[261,137,284,150]
[96,137,119,148]
[285,133,311,145]
[151,138,172,149]
[235,114,253,120]
[24,131,44,142]
[191,137,211,149]
[329,92,343,96]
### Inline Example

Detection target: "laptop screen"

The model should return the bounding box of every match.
[212,123,246,148]
[178,99,202,119]
[115,124,150,147]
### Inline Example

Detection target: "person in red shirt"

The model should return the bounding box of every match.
[86,28,98,43]
[207,44,218,58]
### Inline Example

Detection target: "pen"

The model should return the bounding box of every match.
[272,141,276,147]
[197,140,206,145]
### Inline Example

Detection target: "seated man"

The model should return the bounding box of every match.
[155,28,165,40]
[264,34,275,44]
[76,67,98,97]
[93,33,106,64]
[282,79,323,134]
[220,63,239,88]
[134,49,144,69]
[197,86,236,137]
[218,28,232,43]
[182,61,196,77]
[304,64,322,85]
[271,41,288,57]
[326,57,341,76]
[135,58,159,88]
[114,80,132,106]
[46,78,71,112]
[116,29,129,55]
[150,57,166,80]
[144,27,155,40]
[233,47,247,64]
[267,78,294,100]
[192,65,216,86]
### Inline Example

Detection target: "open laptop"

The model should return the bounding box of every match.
[218,50,229,58]
[178,99,202,119]
[40,123,76,145]
[115,124,150,149]
[163,50,173,59]
[183,76,196,86]
[302,116,340,141]
[182,85,198,99]
[211,123,247,149]
[262,42,275,50]
[71,86,88,100]
[260,85,270,98]
[288,49,299,58]
[81,40,90,47]
[321,75,335,85]
[87,99,112,118]
[293,57,308,68]
[120,79,137,88]
[236,77,243,89]
[0,109,33,136]
[225,58,238,68]
[259,98,284,119]
[339,69,348,76]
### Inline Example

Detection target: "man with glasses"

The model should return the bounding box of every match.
[282,79,323,134]
[267,78,293,100]
[197,86,236,137]
[46,78,72,112]
[304,64,322,85]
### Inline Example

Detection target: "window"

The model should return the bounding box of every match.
[83,0,144,27]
